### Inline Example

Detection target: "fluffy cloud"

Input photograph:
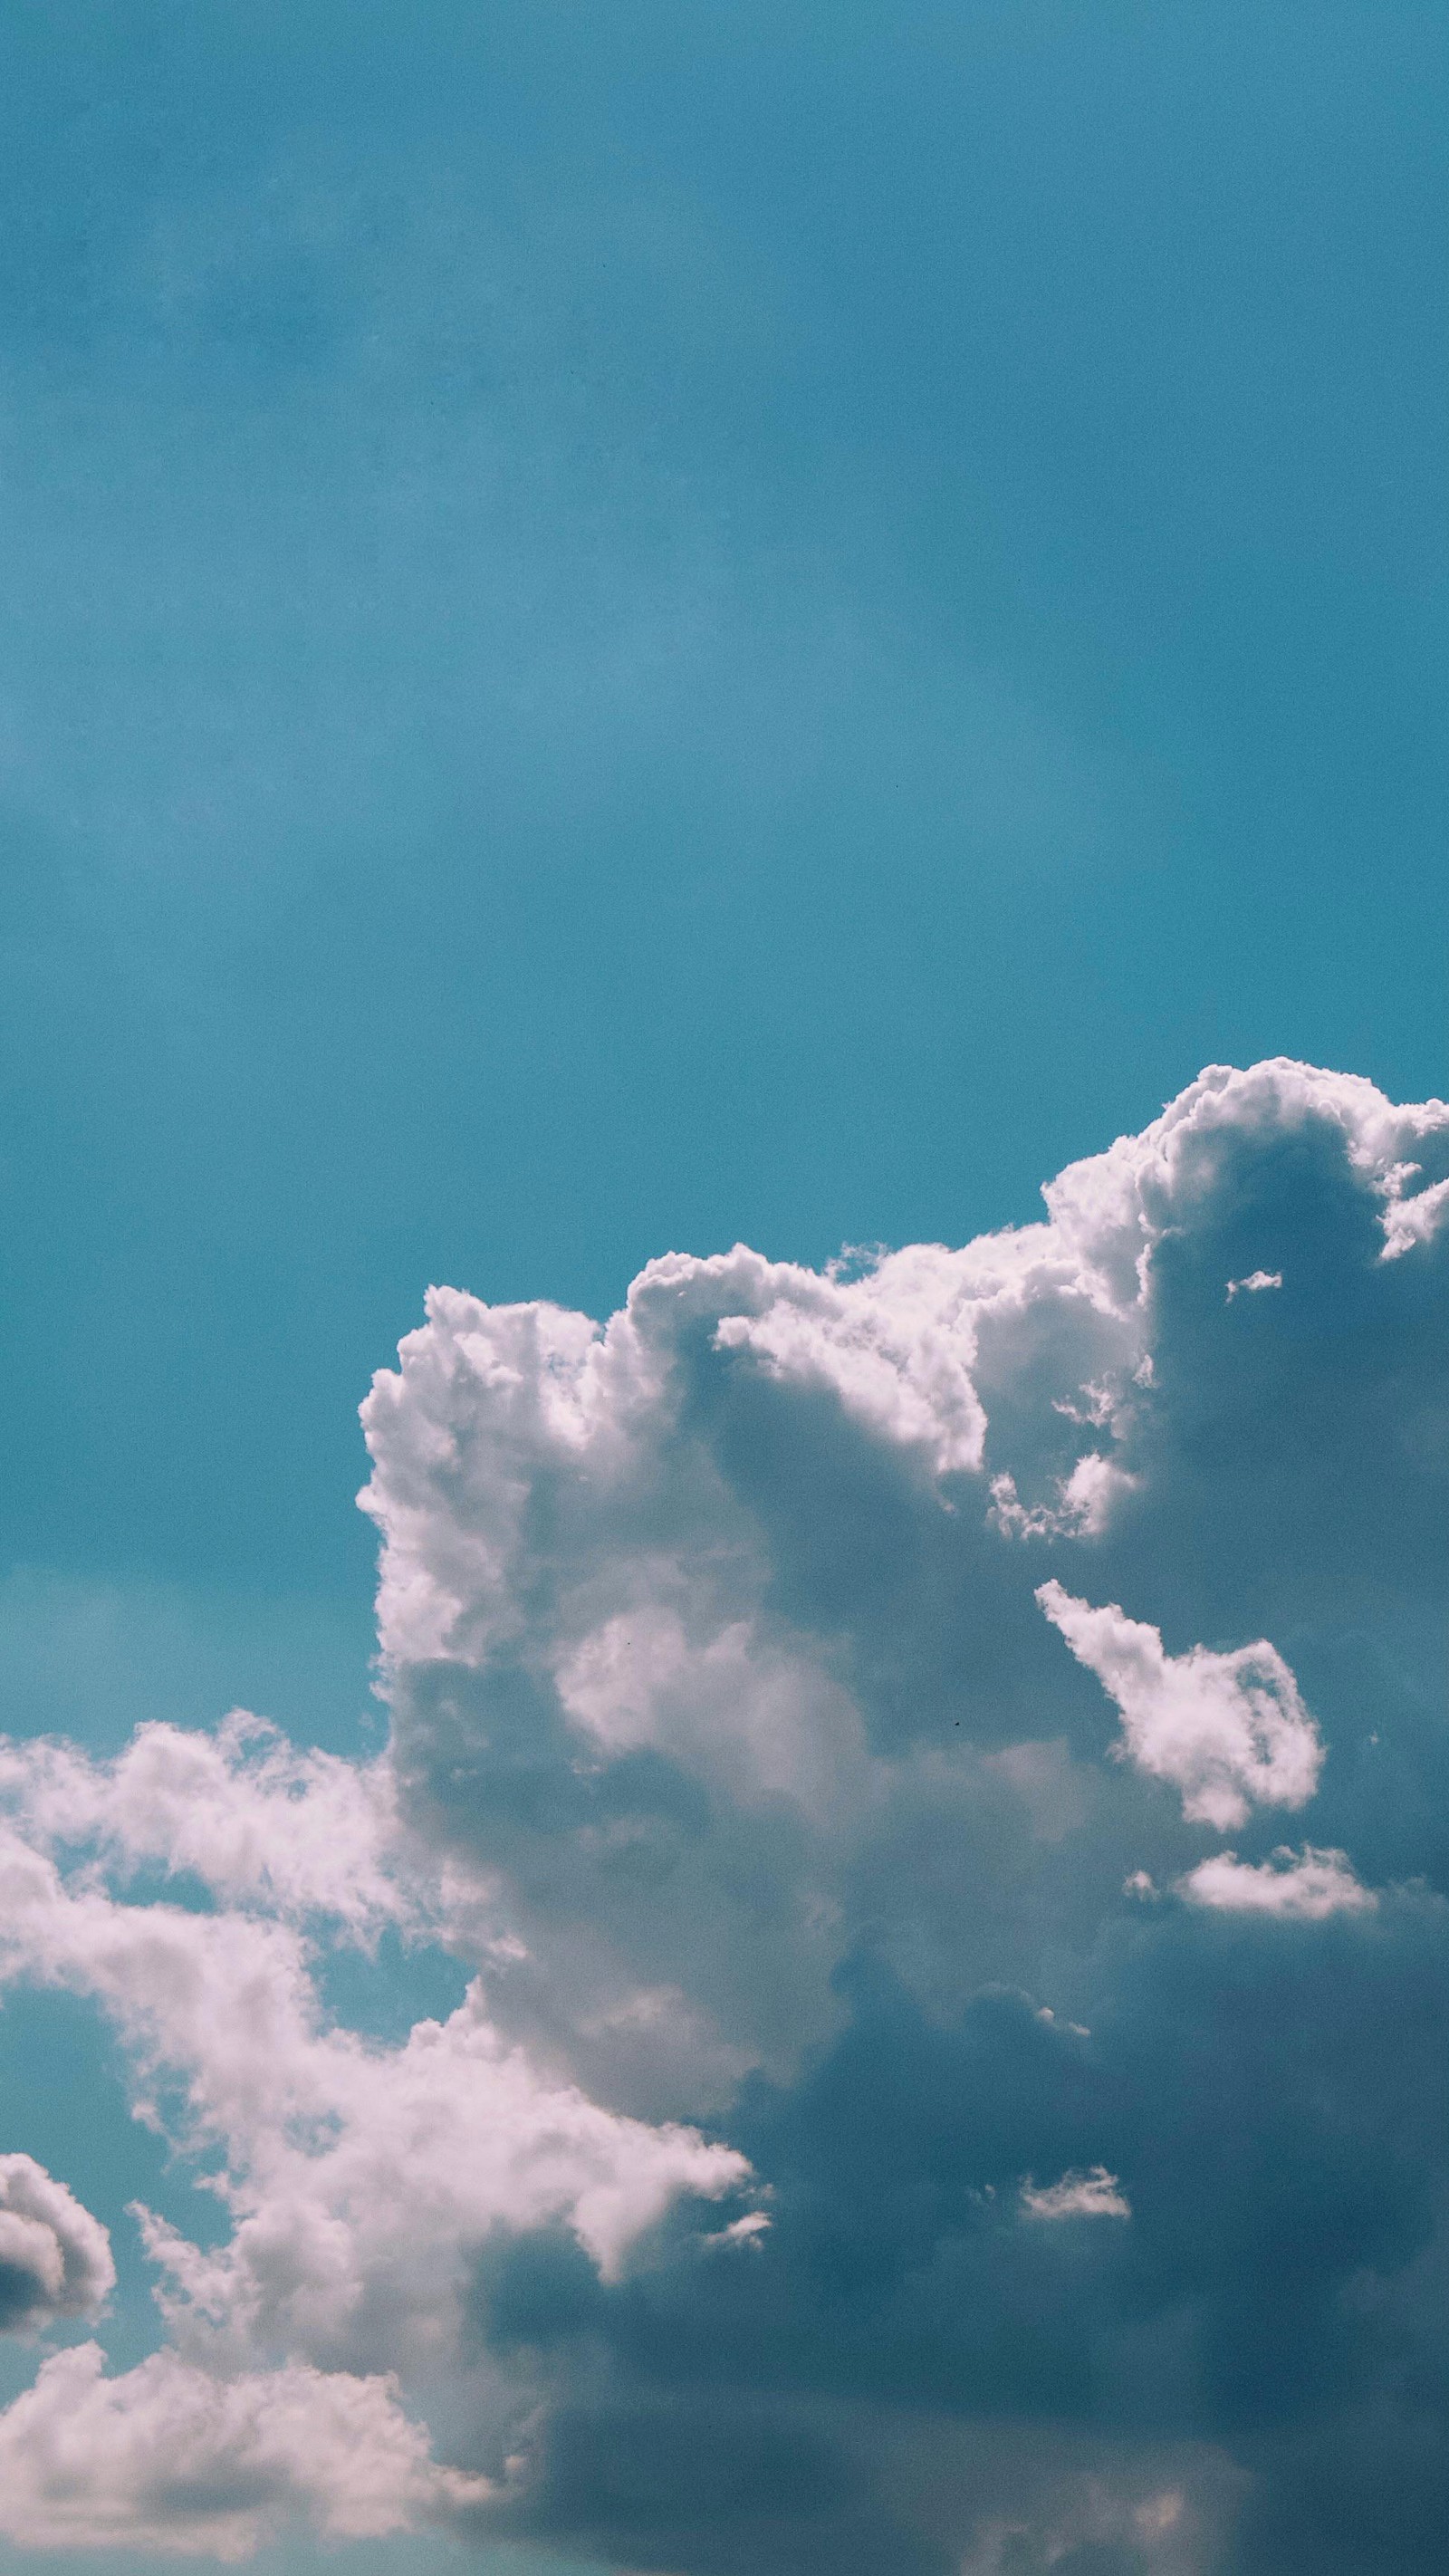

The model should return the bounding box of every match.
[0,2342,488,2558]
[0,1058,1445,2571]
[1034,1583,1322,1829]
[0,1712,408,1933]
[358,1057,1449,2122]
[0,1793,746,2369]
[1178,1844,1377,1918]
[0,2154,114,2332]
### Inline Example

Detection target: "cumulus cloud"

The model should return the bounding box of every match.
[1035,1582,1322,1829]
[0,2155,114,2331]
[0,1809,746,2367]
[0,1058,1444,2570]
[358,1056,1448,2110]
[712,1252,989,1475]
[347,1056,1449,2571]
[1178,1845,1377,1919]
[0,2343,488,2559]
[0,1712,407,1934]
[0,1742,747,2554]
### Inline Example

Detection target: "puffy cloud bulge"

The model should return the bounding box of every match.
[0,2154,114,2333]
[0,1060,1446,2572]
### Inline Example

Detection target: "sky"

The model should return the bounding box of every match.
[0,5,1445,2574]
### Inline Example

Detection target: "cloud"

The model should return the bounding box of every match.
[0,1058,1446,2567]
[0,1802,746,2375]
[0,1711,407,1935]
[1034,1584,1322,1830]
[1020,2165,1132,2221]
[713,1254,989,1476]
[348,1055,1449,2571]
[1379,1170,1449,1260]
[989,1450,1138,1541]
[0,2155,114,2332]
[1178,1846,1377,1919]
[0,2342,488,2559]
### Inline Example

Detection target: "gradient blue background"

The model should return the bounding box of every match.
[1,0,1444,1747]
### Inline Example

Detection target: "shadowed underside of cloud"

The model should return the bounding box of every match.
[0,2153,114,2333]
[0,1059,1445,2572]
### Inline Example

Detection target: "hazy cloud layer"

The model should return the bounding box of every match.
[0,1059,1445,2570]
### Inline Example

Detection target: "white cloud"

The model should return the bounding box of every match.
[1041,1058,1449,1288]
[0,2155,114,2332]
[354,1221,1148,2109]
[1226,1270,1282,1298]
[1035,1584,1322,1830]
[0,1816,747,2377]
[0,1760,748,2557]
[1380,1168,1449,1260]
[1020,2166,1131,2221]
[989,1450,1137,1540]
[702,2210,772,2251]
[0,2342,488,2559]
[713,1244,989,1475]
[1177,1846,1377,1919]
[0,1714,407,1937]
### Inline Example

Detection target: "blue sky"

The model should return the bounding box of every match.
[3,1,1444,1674]
[0,7,1445,2573]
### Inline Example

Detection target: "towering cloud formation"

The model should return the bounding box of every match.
[0,1060,1445,2571]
